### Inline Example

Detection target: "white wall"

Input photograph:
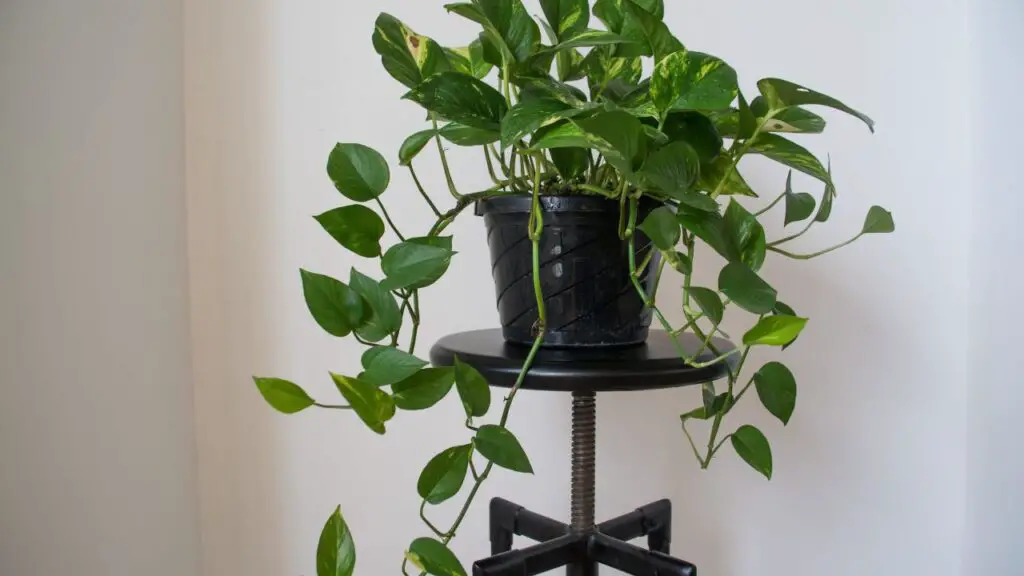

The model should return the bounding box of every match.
[966,1,1024,574]
[0,1,201,576]
[184,1,979,575]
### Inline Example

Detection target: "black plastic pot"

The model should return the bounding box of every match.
[476,194,660,348]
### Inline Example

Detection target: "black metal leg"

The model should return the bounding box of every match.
[473,534,584,576]
[489,497,569,554]
[596,499,672,553]
[588,533,696,576]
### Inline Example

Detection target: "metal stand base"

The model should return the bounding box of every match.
[472,392,697,576]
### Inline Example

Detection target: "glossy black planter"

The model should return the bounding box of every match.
[476,195,660,348]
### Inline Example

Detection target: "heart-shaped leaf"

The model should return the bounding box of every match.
[417,444,472,504]
[405,537,467,576]
[636,142,704,205]
[372,13,451,89]
[500,97,579,148]
[660,111,723,163]
[862,206,895,234]
[540,0,589,41]
[315,205,385,259]
[380,237,455,291]
[638,206,680,251]
[652,50,738,115]
[688,287,723,325]
[439,123,500,146]
[731,425,773,479]
[474,425,533,473]
[399,130,437,166]
[454,356,491,418]
[253,377,315,414]
[698,154,756,197]
[360,347,428,386]
[301,270,366,337]
[723,200,767,271]
[317,506,356,576]
[392,367,456,410]
[754,362,797,425]
[330,373,396,434]
[757,77,874,132]
[404,72,508,132]
[718,262,777,314]
[749,133,830,184]
[780,172,817,226]
[751,97,826,134]
[349,270,401,343]
[742,315,808,347]
[327,143,390,202]
[616,0,681,61]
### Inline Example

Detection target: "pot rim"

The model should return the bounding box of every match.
[475,193,659,216]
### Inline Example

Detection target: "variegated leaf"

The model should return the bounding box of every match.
[616,0,681,61]
[698,155,757,197]
[448,0,539,63]
[444,39,494,79]
[439,123,500,146]
[500,97,582,148]
[757,77,874,132]
[372,13,450,89]
[749,133,830,184]
[540,0,589,41]
[751,96,826,133]
[652,50,737,115]
[583,46,642,99]
[403,72,508,132]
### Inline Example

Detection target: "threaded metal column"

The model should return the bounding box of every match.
[570,391,596,532]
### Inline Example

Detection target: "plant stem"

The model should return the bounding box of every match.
[710,112,776,199]
[314,402,352,410]
[489,144,512,178]
[708,434,733,461]
[682,420,703,462]
[576,184,618,198]
[768,234,862,259]
[754,188,787,216]
[770,218,816,246]
[419,500,447,538]
[431,115,460,199]
[483,147,502,185]
[409,291,421,354]
[375,197,406,242]
[408,164,441,218]
[702,347,749,467]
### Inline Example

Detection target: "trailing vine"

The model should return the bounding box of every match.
[251,1,895,575]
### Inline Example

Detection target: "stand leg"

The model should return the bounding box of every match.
[588,533,696,576]
[490,497,568,554]
[473,534,583,576]
[596,499,672,553]
[569,391,597,575]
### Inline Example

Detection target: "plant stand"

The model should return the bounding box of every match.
[430,329,734,576]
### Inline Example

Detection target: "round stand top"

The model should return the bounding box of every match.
[429,329,735,392]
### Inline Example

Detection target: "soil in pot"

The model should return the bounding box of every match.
[476,194,660,348]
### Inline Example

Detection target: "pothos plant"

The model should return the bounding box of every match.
[252,0,894,574]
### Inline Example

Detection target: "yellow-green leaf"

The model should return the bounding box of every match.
[742,315,808,347]
[652,50,737,115]
[330,373,396,434]
[253,377,315,414]
[372,13,451,89]
[317,506,356,576]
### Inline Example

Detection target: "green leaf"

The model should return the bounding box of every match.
[754,362,797,425]
[677,210,735,262]
[636,142,705,207]
[773,300,796,316]
[474,425,533,473]
[815,175,835,223]
[749,133,830,184]
[372,13,451,89]
[399,130,437,166]
[573,110,646,174]
[556,47,587,82]
[392,367,456,410]
[781,172,816,226]
[500,97,578,148]
[660,111,723,163]
[731,425,772,479]
[454,356,491,418]
[668,250,692,275]
[723,200,767,271]
[360,347,428,386]
[541,0,589,40]
[444,40,494,79]
[518,76,588,107]
[638,206,680,251]
[617,0,682,61]
[448,0,539,63]
[404,72,508,132]
[757,77,874,132]
[737,91,757,138]
[417,444,472,504]
[652,50,737,116]
[751,97,826,133]
[315,205,385,259]
[406,537,467,576]
[349,269,402,343]
[698,155,756,197]
[301,270,366,337]
[317,506,356,576]
[582,46,642,99]
[549,147,590,179]
[253,377,315,414]
[688,287,723,325]
[743,315,808,347]
[380,237,455,291]
[439,123,500,146]
[680,405,708,421]
[862,206,895,234]
[327,143,390,202]
[718,262,777,314]
[330,373,396,434]
[544,29,634,52]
